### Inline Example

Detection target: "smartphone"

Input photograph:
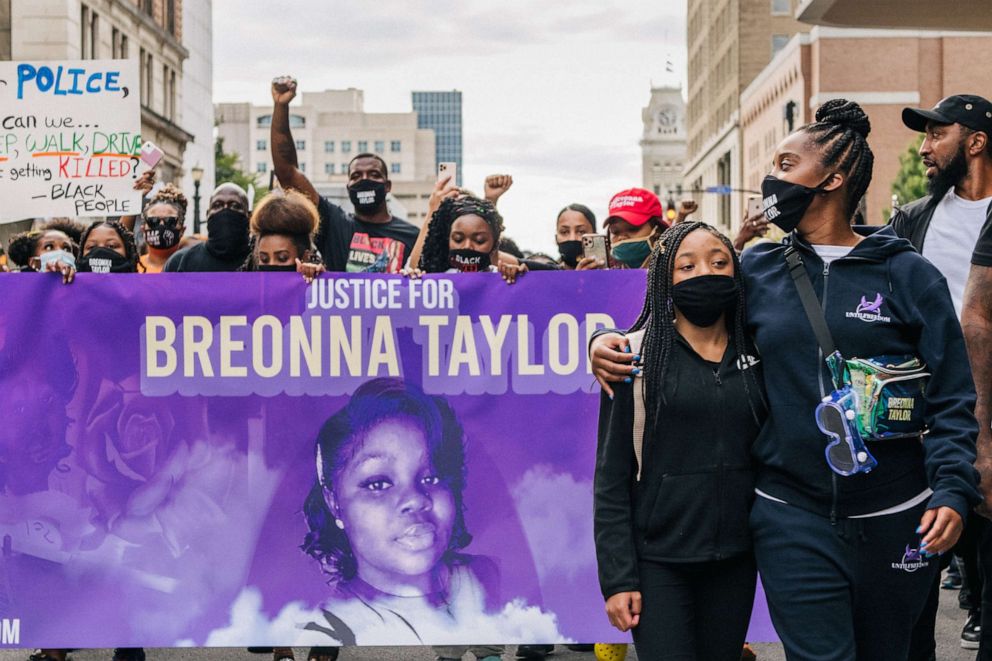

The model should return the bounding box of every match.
[581,233,609,267]
[437,162,457,184]
[140,141,164,168]
[747,195,764,218]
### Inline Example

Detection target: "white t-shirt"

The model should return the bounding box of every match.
[922,189,992,318]
[812,244,853,265]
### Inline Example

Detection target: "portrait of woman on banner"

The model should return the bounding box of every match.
[299,377,501,645]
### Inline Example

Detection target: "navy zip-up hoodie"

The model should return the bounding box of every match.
[741,225,981,519]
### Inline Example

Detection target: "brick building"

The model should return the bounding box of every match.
[741,28,992,223]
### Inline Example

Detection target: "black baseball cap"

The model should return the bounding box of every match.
[902,94,992,134]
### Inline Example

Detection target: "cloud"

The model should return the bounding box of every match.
[202,587,570,646]
[510,465,596,583]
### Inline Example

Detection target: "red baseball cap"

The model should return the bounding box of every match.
[605,188,665,228]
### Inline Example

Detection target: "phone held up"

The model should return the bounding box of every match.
[581,233,609,269]
[437,162,457,185]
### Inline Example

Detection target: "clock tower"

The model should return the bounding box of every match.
[640,86,687,204]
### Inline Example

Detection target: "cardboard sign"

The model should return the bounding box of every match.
[0,60,143,222]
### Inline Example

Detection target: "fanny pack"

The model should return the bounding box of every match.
[785,247,929,475]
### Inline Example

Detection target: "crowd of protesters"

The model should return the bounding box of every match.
[2,79,992,661]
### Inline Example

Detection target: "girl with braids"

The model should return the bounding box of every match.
[592,99,981,660]
[594,221,765,661]
[408,196,526,284]
[77,220,142,273]
[138,183,187,273]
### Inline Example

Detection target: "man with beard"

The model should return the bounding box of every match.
[893,94,992,660]
[269,76,419,273]
[163,183,252,272]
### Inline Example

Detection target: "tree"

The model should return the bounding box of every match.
[214,137,268,206]
[888,134,927,220]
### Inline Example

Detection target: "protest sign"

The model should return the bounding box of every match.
[0,60,143,223]
[0,272,775,647]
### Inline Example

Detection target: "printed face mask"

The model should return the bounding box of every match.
[760,175,833,233]
[557,240,583,268]
[671,274,738,327]
[348,179,387,214]
[144,216,182,250]
[77,247,133,273]
[610,236,653,268]
[448,249,491,272]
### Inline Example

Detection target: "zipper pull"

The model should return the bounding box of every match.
[823,262,830,277]
[713,368,722,386]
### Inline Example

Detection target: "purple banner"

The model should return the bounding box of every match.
[0,271,775,647]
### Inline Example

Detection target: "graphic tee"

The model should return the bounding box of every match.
[923,189,991,317]
[316,196,419,273]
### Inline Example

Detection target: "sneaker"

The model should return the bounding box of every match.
[942,570,963,590]
[961,610,981,649]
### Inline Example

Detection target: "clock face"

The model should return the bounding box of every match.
[658,108,678,127]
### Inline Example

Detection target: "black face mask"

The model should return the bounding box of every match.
[348,179,387,215]
[77,247,134,273]
[449,249,491,272]
[206,208,251,261]
[257,264,297,272]
[671,274,738,328]
[558,240,583,268]
[760,175,833,233]
[144,226,181,250]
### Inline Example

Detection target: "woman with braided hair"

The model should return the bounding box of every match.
[408,195,526,284]
[77,220,142,273]
[592,99,981,659]
[138,183,188,273]
[594,221,765,660]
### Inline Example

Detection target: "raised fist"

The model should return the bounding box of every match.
[271,75,298,105]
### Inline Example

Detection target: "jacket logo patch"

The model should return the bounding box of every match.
[846,293,891,323]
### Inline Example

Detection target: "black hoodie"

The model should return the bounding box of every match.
[741,226,980,520]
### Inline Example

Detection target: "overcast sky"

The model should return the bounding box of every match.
[213,1,687,254]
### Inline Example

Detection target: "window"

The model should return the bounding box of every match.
[391,163,401,174]
[295,140,306,151]
[256,139,267,150]
[256,115,272,127]
[120,34,128,58]
[325,163,335,175]
[342,141,352,153]
[80,5,98,59]
[772,34,790,57]
[141,0,153,15]
[391,140,402,152]
[324,141,335,153]
[166,0,177,36]
[300,162,306,173]
[374,140,385,154]
[257,163,268,173]
[341,163,349,173]
[357,140,368,152]
[771,0,791,14]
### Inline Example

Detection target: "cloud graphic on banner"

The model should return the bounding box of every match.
[203,587,570,646]
[512,465,595,582]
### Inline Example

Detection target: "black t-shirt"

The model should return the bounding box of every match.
[316,197,420,273]
[971,200,992,267]
[162,243,246,272]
